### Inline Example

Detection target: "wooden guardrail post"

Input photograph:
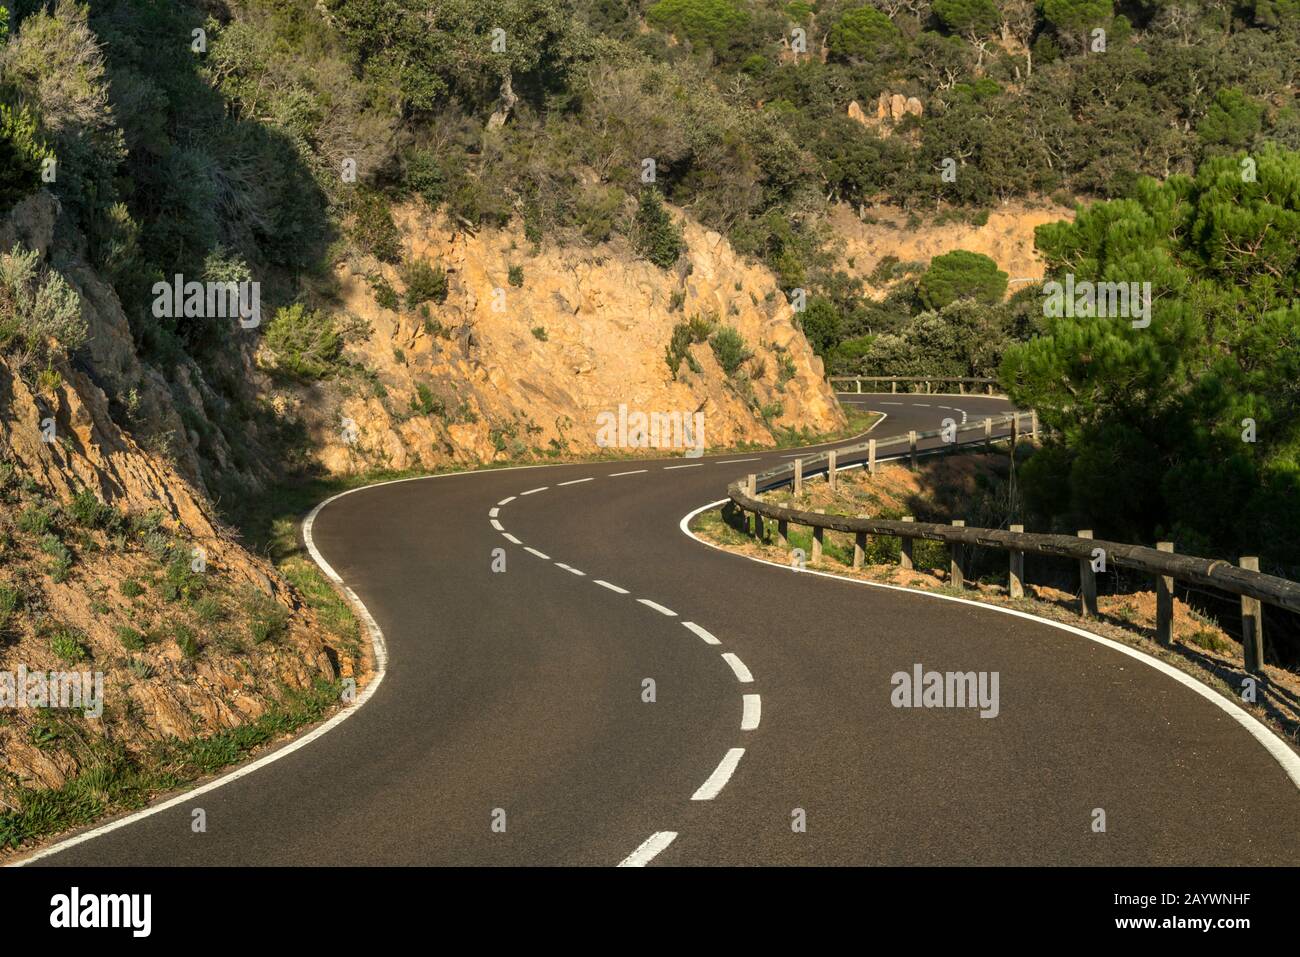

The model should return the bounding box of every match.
[868,438,876,475]
[856,379,862,394]
[908,430,917,470]
[1030,410,1039,443]
[1155,542,1174,646]
[793,458,803,495]
[900,516,914,570]
[1240,556,1265,674]
[984,418,992,451]
[853,516,867,571]
[746,474,756,497]
[1010,413,1019,451]
[1078,529,1098,618]
[777,519,788,547]
[811,510,824,564]
[950,520,966,587]
[1008,524,1025,598]
[827,450,837,489]
[891,379,897,394]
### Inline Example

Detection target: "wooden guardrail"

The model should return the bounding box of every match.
[829,375,1002,396]
[727,418,1290,675]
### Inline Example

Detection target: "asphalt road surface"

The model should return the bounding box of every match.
[26,393,1300,866]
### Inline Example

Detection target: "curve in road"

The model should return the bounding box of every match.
[19,394,1300,866]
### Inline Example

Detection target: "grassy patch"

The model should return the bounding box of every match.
[0,680,343,851]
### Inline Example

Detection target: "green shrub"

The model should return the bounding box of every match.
[632,188,684,269]
[114,625,146,651]
[49,627,89,663]
[709,326,751,376]
[410,383,445,416]
[16,505,53,535]
[243,590,289,645]
[119,578,145,598]
[0,246,86,360]
[403,260,448,307]
[0,101,54,212]
[508,265,524,287]
[68,489,114,529]
[158,556,204,603]
[263,304,343,380]
[352,192,402,263]
[531,326,548,341]
[0,584,20,633]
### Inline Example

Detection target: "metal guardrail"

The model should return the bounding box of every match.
[725,418,1287,675]
[829,376,1002,396]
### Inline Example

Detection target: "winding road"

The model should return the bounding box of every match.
[23,394,1300,866]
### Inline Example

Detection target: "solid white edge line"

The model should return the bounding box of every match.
[520,486,548,495]
[558,477,595,486]
[663,464,704,470]
[595,580,630,594]
[691,748,745,801]
[11,486,393,867]
[678,498,1300,792]
[741,694,762,731]
[618,830,678,867]
[637,598,677,616]
[721,652,754,683]
[681,621,721,645]
[717,457,761,464]
[524,547,551,560]
[609,469,648,477]
[502,533,521,544]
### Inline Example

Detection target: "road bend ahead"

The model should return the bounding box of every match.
[27,394,1300,866]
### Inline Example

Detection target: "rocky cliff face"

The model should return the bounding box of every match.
[279,204,846,475]
[0,196,360,804]
[830,201,1075,296]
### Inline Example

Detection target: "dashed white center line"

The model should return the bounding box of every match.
[880,401,902,406]
[555,563,586,576]
[741,694,762,731]
[691,748,745,801]
[913,403,930,407]
[497,496,516,506]
[681,621,721,645]
[609,469,647,477]
[618,831,678,867]
[721,652,754,683]
[558,477,594,486]
[502,533,521,544]
[489,507,500,518]
[717,457,761,464]
[520,486,548,495]
[637,598,677,617]
[594,580,630,594]
[663,463,703,470]
[490,519,504,531]
[524,547,551,560]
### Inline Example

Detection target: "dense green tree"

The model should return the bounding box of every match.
[917,250,1008,310]
[827,6,905,63]
[1001,147,1300,564]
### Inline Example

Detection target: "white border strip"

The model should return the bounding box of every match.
[679,499,1300,791]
